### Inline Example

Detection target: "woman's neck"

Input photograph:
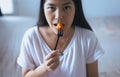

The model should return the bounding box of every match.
[38,26,75,50]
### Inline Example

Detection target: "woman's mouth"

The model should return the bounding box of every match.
[54,24,57,27]
[53,23,64,28]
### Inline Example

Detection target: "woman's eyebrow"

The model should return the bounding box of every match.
[47,3,56,6]
[46,2,72,6]
[63,2,72,6]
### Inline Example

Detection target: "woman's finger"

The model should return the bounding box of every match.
[45,50,60,60]
[49,60,59,70]
[46,55,59,66]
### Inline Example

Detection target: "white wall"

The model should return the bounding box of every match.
[13,0,120,17]
[13,0,40,17]
[82,0,120,17]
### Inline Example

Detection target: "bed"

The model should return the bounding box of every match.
[0,16,120,77]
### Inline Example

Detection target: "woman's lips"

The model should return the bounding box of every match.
[54,24,57,26]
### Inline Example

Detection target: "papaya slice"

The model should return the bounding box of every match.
[56,23,63,30]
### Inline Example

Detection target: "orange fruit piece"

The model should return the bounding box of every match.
[56,23,63,30]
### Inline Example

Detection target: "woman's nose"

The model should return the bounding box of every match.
[55,9,63,21]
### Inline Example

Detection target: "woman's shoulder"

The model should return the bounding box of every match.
[23,26,38,39]
[76,26,93,34]
[76,26,97,40]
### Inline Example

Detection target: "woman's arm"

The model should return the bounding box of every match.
[86,60,99,77]
[22,50,60,77]
[22,64,48,77]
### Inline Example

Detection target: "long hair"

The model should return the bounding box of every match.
[0,8,3,16]
[37,0,92,31]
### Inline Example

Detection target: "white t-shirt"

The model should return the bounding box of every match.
[17,26,104,77]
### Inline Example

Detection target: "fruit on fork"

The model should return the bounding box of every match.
[56,22,63,30]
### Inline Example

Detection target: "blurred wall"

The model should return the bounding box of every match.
[13,0,120,17]
[13,0,39,17]
[82,0,120,17]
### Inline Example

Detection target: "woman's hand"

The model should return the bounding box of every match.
[22,50,61,77]
[43,50,61,71]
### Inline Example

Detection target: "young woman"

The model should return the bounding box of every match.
[17,0,104,77]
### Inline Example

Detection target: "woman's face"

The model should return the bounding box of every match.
[44,0,75,34]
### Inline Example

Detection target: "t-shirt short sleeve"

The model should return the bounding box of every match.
[83,30,104,64]
[17,29,35,70]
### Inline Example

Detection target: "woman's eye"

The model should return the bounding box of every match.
[47,6,55,11]
[64,6,71,11]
